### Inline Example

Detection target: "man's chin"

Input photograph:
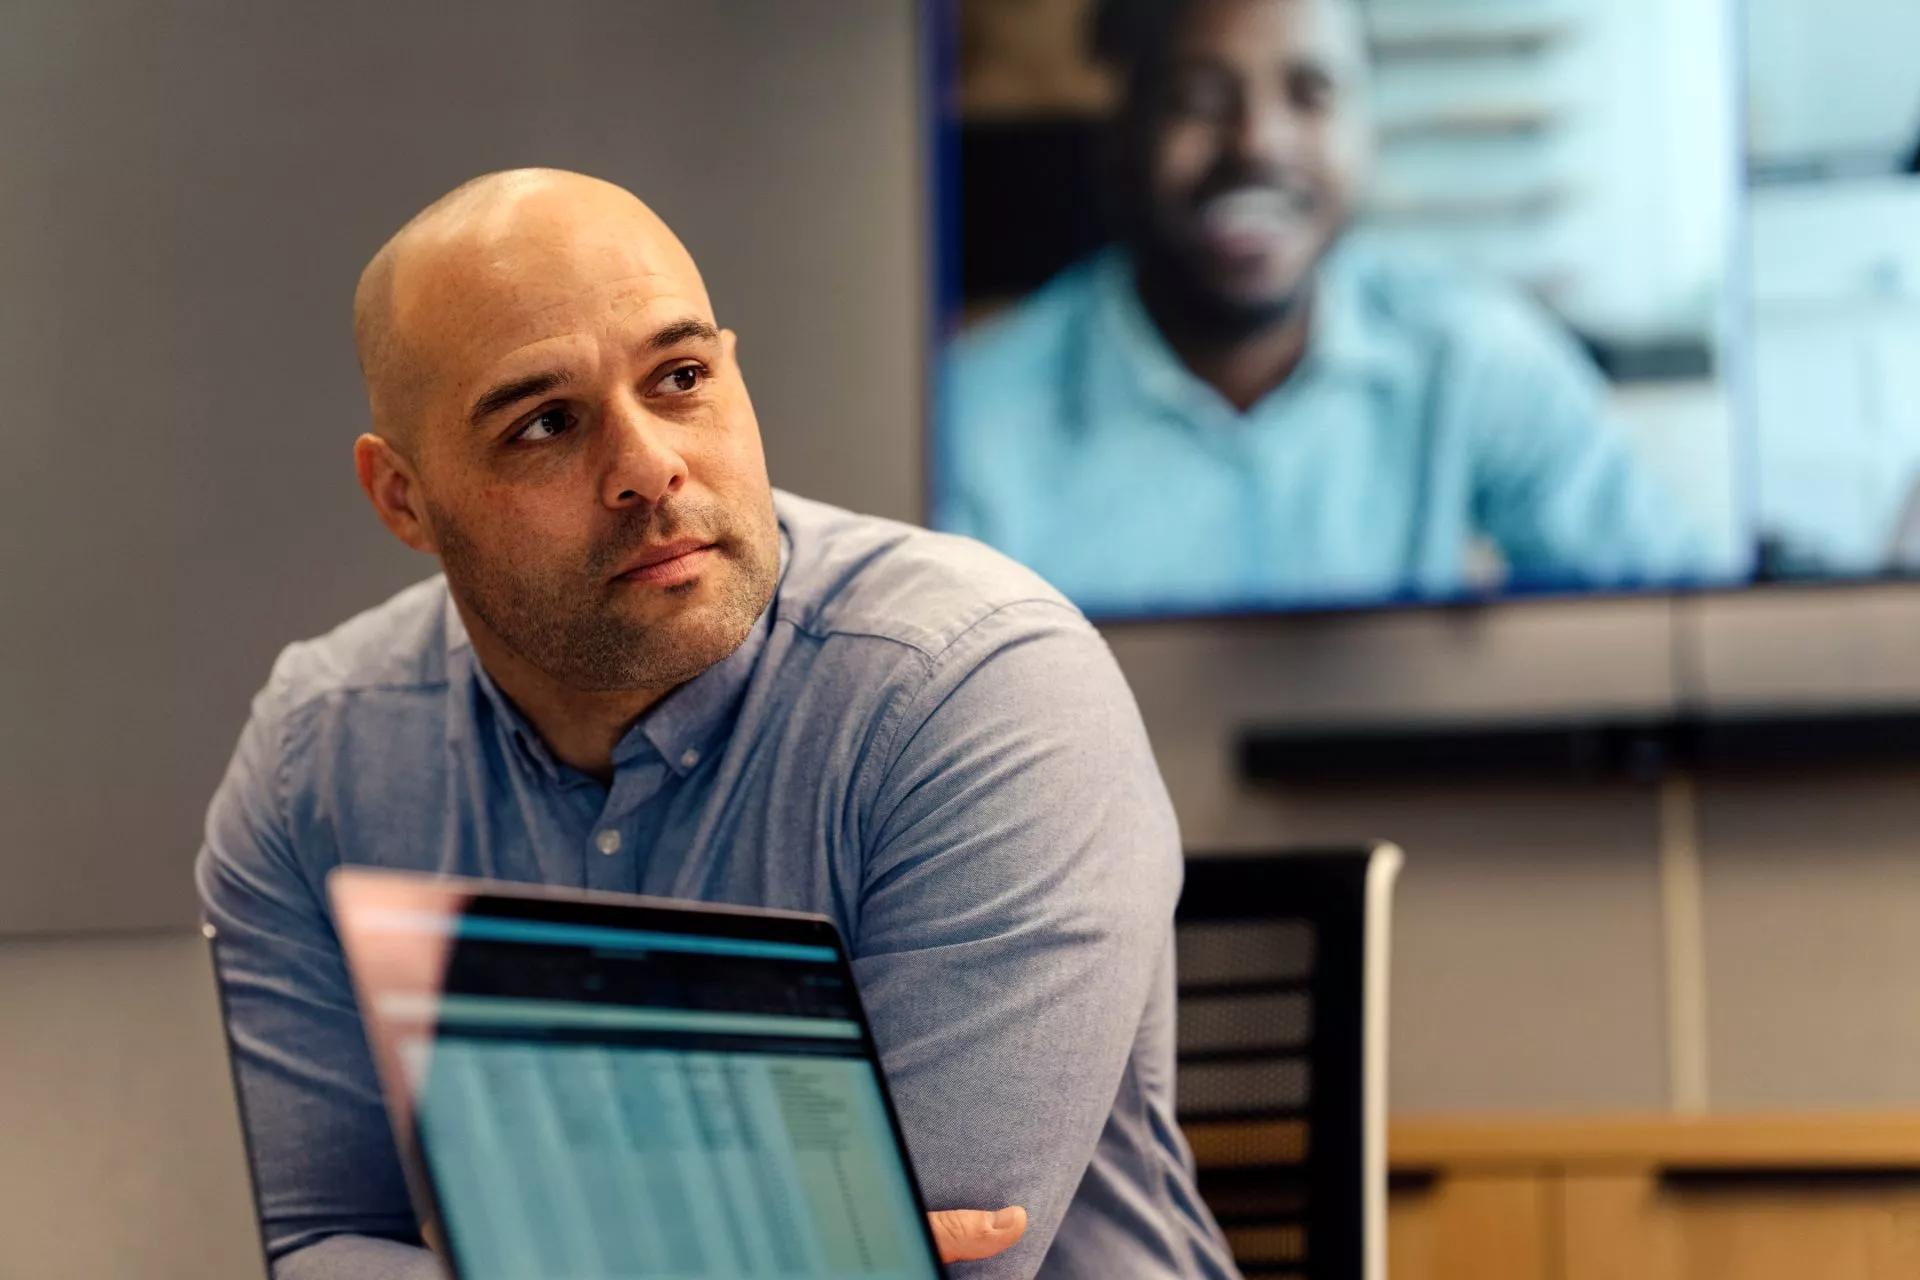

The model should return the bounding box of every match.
[1181,278,1307,336]
[1138,237,1321,338]
[561,604,753,693]
[606,577,722,636]
[1200,239,1319,300]
[611,568,766,658]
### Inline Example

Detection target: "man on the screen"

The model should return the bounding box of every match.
[941,0,1705,612]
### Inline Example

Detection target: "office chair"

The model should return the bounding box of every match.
[1176,844,1402,1280]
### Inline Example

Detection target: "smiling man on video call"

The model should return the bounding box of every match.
[942,0,1704,613]
[196,167,1240,1279]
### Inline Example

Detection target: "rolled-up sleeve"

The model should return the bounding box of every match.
[1466,298,1708,586]
[194,649,439,1280]
[852,601,1184,1278]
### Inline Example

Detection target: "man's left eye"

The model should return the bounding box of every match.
[653,364,706,395]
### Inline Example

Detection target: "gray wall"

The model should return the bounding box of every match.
[0,929,263,1278]
[6,1,1920,1273]
[1,0,922,938]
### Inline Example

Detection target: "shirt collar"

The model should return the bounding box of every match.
[443,608,564,782]
[1077,239,1409,429]
[614,575,775,776]
[1302,238,1409,386]
[443,520,791,786]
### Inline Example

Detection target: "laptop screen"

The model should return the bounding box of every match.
[337,882,943,1280]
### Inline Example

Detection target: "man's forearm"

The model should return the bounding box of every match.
[270,1211,1027,1275]
[273,1235,441,1280]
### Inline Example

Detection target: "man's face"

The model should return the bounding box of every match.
[1127,0,1373,322]
[392,187,779,693]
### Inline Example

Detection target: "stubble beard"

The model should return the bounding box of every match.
[434,501,778,694]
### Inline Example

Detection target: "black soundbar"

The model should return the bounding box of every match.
[1237,708,1920,785]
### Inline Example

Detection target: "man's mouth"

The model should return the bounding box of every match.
[610,538,718,587]
[1194,187,1315,255]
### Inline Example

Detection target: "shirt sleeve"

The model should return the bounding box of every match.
[194,647,438,1279]
[1463,297,1710,587]
[852,600,1184,1278]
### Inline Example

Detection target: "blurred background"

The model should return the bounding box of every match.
[1746,0,1920,575]
[951,0,1750,601]
[6,1,1920,1276]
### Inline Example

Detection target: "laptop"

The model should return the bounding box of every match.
[327,867,950,1280]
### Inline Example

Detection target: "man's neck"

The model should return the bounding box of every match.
[1135,269,1316,413]
[455,599,674,785]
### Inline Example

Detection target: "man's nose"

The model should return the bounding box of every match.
[1226,94,1305,169]
[600,394,688,511]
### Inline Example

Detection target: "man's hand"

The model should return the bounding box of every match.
[928,1206,1028,1263]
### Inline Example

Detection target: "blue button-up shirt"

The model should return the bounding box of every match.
[937,244,1706,615]
[197,491,1238,1280]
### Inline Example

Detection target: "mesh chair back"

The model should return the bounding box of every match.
[1176,846,1400,1280]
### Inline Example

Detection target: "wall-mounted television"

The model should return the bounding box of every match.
[927,0,1920,621]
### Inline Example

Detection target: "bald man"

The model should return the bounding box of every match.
[196,170,1239,1280]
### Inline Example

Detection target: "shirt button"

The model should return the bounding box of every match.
[594,828,622,856]
[680,748,700,769]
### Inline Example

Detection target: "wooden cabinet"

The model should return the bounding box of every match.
[1384,1114,1920,1280]
[1388,1173,1551,1280]
[1559,1171,1920,1280]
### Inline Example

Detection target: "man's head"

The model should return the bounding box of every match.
[352,169,780,694]
[1096,0,1373,334]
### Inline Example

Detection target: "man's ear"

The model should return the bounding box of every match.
[354,433,438,555]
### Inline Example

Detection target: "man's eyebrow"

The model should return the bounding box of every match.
[645,317,721,352]
[464,319,716,426]
[468,370,570,427]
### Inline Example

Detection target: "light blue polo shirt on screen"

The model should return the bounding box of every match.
[198,491,1239,1280]
[937,243,1707,616]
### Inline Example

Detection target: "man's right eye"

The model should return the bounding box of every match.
[1166,72,1235,121]
[1287,67,1337,116]
[512,406,575,443]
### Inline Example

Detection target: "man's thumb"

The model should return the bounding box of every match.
[927,1206,1029,1262]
